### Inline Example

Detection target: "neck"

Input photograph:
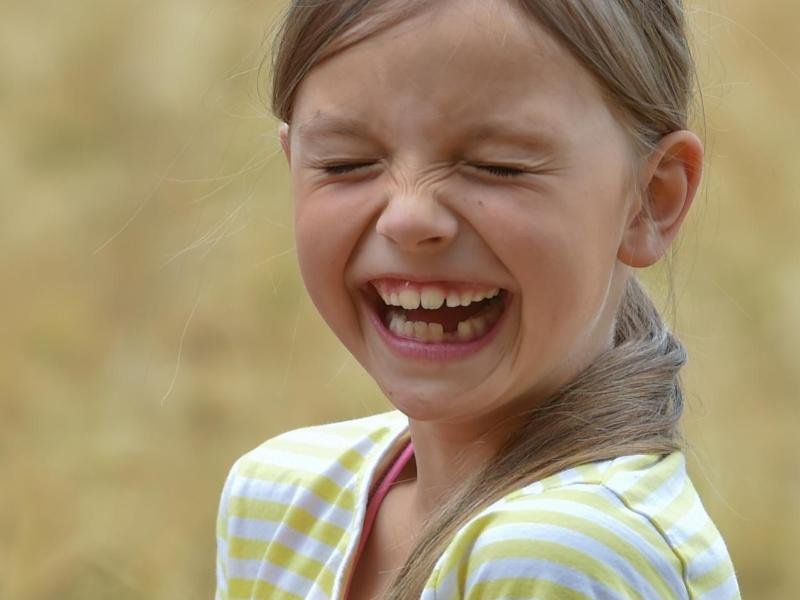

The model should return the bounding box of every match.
[403,415,518,519]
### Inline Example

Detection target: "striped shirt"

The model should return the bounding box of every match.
[215,410,740,599]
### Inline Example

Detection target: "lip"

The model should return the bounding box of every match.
[357,272,509,291]
[360,285,512,361]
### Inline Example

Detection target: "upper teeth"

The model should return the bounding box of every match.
[377,284,499,309]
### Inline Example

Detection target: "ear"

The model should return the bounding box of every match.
[617,130,704,268]
[278,122,291,164]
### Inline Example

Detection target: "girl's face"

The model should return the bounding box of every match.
[281,0,642,429]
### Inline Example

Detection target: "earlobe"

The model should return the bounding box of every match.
[617,130,703,268]
[279,122,291,164]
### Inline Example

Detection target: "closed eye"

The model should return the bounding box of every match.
[322,162,376,175]
[473,164,526,178]
[320,162,527,178]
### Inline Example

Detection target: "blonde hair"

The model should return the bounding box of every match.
[267,1,699,596]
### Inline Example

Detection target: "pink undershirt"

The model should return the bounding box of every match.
[343,439,415,599]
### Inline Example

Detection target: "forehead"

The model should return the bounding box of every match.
[291,0,611,146]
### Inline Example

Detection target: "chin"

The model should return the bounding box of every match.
[375,378,485,423]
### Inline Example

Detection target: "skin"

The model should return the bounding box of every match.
[278,0,703,531]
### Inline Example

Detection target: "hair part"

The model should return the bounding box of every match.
[267,1,699,596]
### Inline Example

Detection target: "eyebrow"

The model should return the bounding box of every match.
[465,121,560,155]
[297,115,378,144]
[296,114,559,154]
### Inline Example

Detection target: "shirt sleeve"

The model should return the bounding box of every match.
[430,485,687,600]
[215,457,242,600]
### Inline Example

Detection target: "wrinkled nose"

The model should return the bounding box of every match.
[375,191,458,253]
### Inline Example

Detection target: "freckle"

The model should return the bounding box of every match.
[478,199,485,207]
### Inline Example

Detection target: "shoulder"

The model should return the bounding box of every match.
[215,410,409,598]
[233,409,406,473]
[220,409,408,505]
[428,453,739,599]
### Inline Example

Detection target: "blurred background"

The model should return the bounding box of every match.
[0,0,797,598]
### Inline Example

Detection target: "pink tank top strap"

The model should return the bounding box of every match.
[343,438,414,598]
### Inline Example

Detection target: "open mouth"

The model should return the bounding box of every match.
[364,278,509,344]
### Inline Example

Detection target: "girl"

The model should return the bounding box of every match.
[216,0,740,598]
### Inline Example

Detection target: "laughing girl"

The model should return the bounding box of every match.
[215,1,740,598]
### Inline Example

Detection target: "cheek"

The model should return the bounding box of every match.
[294,188,375,348]
[465,183,624,335]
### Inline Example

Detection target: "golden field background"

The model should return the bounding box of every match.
[1,0,798,598]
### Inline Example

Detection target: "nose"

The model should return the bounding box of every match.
[375,189,459,253]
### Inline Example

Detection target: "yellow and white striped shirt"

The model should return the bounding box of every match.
[215,410,740,599]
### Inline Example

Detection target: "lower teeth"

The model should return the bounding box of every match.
[386,307,501,343]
